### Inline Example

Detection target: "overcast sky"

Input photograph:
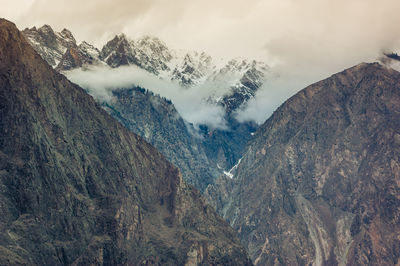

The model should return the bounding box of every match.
[3,0,400,61]
[2,0,400,124]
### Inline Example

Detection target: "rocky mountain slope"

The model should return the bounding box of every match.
[22,25,102,71]
[95,85,257,191]
[100,34,173,74]
[205,63,400,265]
[0,18,252,265]
[100,33,270,113]
[97,33,267,173]
[22,24,76,68]
[23,23,264,190]
[102,87,220,191]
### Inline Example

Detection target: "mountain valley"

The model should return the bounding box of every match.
[22,24,269,190]
[0,18,252,265]
[0,16,398,266]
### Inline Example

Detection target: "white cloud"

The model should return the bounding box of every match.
[65,65,229,129]
[3,0,400,125]
[4,0,400,61]
[234,75,302,124]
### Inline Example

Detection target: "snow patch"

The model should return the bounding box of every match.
[223,157,243,179]
[223,171,234,179]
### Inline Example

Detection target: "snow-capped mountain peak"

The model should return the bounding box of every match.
[59,28,75,44]
[22,25,104,71]
[99,33,173,74]
[23,24,275,113]
[22,24,76,68]
[38,24,53,34]
[171,51,214,86]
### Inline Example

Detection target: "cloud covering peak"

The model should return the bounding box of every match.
[65,65,230,129]
[3,0,400,125]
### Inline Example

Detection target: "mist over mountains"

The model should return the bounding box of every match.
[66,64,231,129]
[21,22,400,129]
[20,24,267,192]
[0,19,253,264]
[1,1,400,263]
[22,24,281,129]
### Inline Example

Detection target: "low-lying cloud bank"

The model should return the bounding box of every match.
[66,64,329,129]
[234,78,301,124]
[66,59,387,129]
[65,65,231,129]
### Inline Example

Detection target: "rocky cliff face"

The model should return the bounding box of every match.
[0,19,252,265]
[216,59,268,113]
[96,85,257,191]
[56,41,102,71]
[102,87,220,191]
[23,24,270,187]
[171,51,213,87]
[22,25,76,68]
[100,34,173,74]
[22,25,102,71]
[98,33,269,110]
[206,63,400,265]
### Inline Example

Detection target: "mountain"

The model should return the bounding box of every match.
[87,85,257,191]
[22,24,76,68]
[56,41,101,71]
[102,86,220,191]
[214,59,268,113]
[22,25,102,71]
[97,34,267,170]
[205,63,400,265]
[100,34,173,75]
[0,18,252,265]
[97,84,258,191]
[171,51,213,86]
[23,24,268,191]
[100,33,271,113]
[23,25,272,114]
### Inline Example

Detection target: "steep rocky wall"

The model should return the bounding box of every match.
[206,63,400,265]
[0,19,252,265]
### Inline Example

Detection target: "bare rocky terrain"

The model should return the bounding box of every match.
[206,63,400,265]
[0,19,252,265]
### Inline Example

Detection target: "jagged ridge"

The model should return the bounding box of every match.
[206,63,400,265]
[22,25,273,113]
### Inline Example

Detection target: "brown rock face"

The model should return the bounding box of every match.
[0,19,252,265]
[102,87,220,192]
[58,47,83,69]
[206,63,400,265]
[22,25,76,68]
